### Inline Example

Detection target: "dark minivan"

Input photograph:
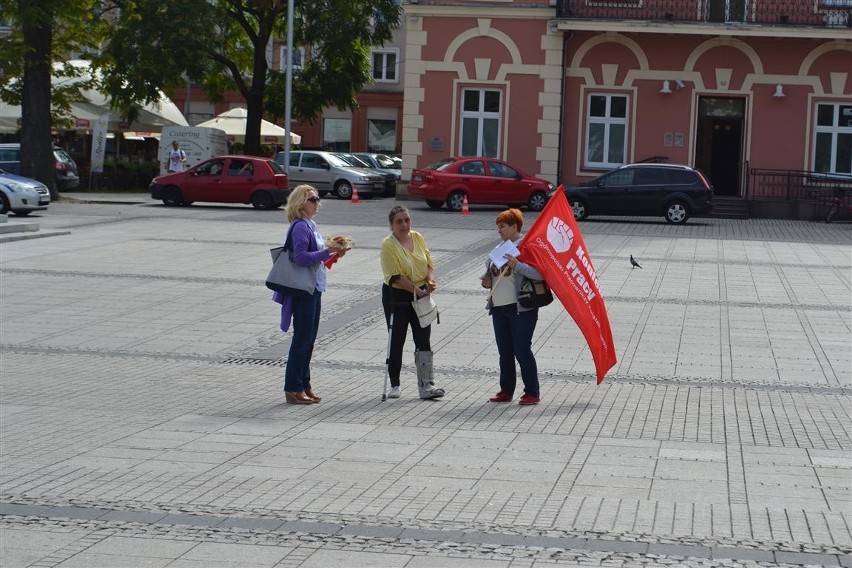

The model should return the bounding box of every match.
[0,143,80,191]
[550,163,714,224]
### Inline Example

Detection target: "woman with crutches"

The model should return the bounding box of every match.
[380,205,445,400]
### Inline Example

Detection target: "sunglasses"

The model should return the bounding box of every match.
[307,196,321,203]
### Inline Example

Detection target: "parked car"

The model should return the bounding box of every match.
[0,169,51,216]
[274,150,384,200]
[335,153,398,197]
[149,156,289,209]
[0,143,80,191]
[408,157,555,211]
[551,163,714,224]
[352,152,401,196]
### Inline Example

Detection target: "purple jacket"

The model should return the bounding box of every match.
[289,218,334,268]
[272,218,335,332]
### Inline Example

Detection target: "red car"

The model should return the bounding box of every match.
[408,157,555,211]
[150,155,289,209]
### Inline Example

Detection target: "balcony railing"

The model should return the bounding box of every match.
[556,0,852,28]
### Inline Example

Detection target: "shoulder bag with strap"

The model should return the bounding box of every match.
[517,275,554,308]
[486,265,553,309]
[265,219,318,299]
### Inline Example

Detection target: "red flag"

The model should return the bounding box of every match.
[518,188,616,383]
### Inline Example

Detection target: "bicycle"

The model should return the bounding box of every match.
[825,187,852,223]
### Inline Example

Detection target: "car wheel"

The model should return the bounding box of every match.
[162,185,183,206]
[272,201,285,209]
[446,190,466,212]
[0,193,9,215]
[527,191,547,211]
[569,198,588,220]
[664,200,689,224]
[426,200,443,210]
[251,191,275,209]
[335,181,353,200]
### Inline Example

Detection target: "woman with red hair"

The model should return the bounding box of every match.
[480,208,546,405]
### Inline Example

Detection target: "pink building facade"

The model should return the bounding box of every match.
[401,0,852,218]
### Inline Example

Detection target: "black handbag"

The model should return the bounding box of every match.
[517,276,553,308]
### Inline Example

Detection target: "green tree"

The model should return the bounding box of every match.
[101,0,402,156]
[0,0,106,198]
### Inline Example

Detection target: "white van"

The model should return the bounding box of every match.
[158,127,228,174]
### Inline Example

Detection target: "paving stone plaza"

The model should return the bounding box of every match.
[0,195,850,567]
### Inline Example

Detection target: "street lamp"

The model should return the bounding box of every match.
[284,0,294,174]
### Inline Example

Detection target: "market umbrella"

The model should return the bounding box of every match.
[0,60,188,133]
[196,107,301,145]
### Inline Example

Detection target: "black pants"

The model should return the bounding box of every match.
[382,284,431,387]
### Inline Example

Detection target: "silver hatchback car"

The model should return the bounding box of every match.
[274,150,384,200]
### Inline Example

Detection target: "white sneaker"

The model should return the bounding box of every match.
[387,386,401,399]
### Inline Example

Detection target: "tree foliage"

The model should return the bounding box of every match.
[0,0,403,176]
[0,0,107,196]
[101,0,402,155]
[0,1,107,115]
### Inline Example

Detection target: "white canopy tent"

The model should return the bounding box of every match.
[196,107,301,145]
[0,60,188,133]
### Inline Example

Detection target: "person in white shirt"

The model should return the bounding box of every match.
[167,141,187,173]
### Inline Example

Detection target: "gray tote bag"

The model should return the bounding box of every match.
[265,221,317,298]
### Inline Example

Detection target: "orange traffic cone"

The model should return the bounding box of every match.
[461,194,470,215]
[351,185,360,204]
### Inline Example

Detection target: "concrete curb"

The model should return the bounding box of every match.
[0,230,72,243]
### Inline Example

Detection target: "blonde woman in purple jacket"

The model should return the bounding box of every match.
[277,185,348,404]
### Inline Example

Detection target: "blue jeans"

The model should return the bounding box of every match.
[284,290,321,392]
[491,304,539,397]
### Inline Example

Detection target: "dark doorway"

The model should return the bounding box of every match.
[708,0,746,22]
[695,97,745,197]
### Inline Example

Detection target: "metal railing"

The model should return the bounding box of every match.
[748,167,852,200]
[556,0,851,28]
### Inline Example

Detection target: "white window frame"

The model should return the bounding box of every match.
[371,48,399,83]
[279,46,305,73]
[584,93,629,169]
[459,88,502,158]
[813,102,852,175]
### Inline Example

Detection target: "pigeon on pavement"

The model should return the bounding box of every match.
[630,255,642,269]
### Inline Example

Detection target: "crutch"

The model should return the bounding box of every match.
[381,310,394,401]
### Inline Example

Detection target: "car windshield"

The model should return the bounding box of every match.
[324,154,351,168]
[373,155,397,168]
[425,158,456,171]
[334,153,371,168]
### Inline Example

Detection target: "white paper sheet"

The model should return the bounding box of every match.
[488,240,520,269]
